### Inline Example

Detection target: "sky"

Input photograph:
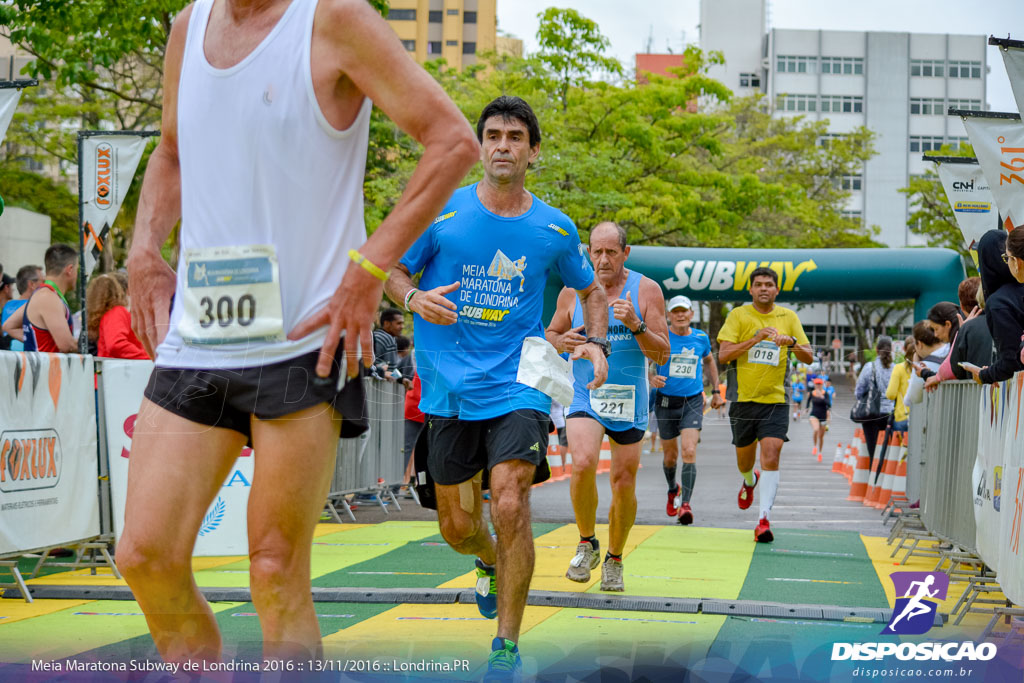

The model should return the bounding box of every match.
[497,0,1024,112]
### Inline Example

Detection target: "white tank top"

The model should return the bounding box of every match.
[156,0,372,369]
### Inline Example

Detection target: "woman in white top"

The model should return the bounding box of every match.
[905,321,950,407]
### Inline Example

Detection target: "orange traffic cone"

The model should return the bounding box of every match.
[847,443,871,502]
[872,434,903,509]
[597,436,612,473]
[831,443,844,473]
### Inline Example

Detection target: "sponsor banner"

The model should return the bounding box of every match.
[996,373,1024,605]
[999,44,1024,118]
[0,89,22,146]
[99,359,254,556]
[0,351,99,554]
[961,116,1024,228]
[935,162,996,253]
[79,135,149,275]
[973,383,1007,570]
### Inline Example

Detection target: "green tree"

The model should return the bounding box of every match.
[534,7,623,111]
[0,165,78,245]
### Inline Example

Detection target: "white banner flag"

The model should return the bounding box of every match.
[80,135,150,275]
[99,358,255,557]
[0,88,22,145]
[973,385,1007,570]
[935,162,997,252]
[0,351,100,555]
[962,116,1024,228]
[996,373,1024,606]
[999,45,1024,118]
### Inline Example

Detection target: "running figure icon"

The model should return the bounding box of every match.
[889,575,939,629]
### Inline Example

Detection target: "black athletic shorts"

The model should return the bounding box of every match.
[729,401,789,448]
[566,411,645,445]
[654,392,704,440]
[427,409,551,486]
[143,345,368,443]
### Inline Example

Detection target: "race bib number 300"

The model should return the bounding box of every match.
[669,352,698,379]
[178,245,285,346]
[589,384,635,422]
[748,340,781,366]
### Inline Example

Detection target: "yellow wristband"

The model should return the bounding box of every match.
[348,249,389,282]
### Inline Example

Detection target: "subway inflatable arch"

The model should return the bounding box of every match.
[544,247,966,322]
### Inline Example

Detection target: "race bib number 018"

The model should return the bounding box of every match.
[178,244,285,346]
[748,340,781,366]
[669,352,698,379]
[589,384,635,422]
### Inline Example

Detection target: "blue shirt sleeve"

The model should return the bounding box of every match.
[400,224,437,276]
[554,220,594,291]
[701,333,712,358]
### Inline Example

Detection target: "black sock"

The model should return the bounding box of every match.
[605,551,622,562]
[680,462,697,503]
[581,535,599,552]
[663,464,677,489]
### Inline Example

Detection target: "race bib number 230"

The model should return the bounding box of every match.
[178,244,285,346]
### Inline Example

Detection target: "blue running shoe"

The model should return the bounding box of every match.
[475,557,497,619]
[482,637,521,682]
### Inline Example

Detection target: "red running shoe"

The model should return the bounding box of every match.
[755,516,773,543]
[666,485,680,517]
[737,470,760,510]
[677,502,694,526]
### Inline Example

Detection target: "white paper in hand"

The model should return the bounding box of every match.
[516,336,574,406]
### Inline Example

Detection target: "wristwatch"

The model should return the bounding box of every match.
[631,320,648,336]
[585,336,612,357]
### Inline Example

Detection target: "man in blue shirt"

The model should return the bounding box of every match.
[1,264,43,351]
[547,222,670,592]
[649,295,723,526]
[385,96,609,678]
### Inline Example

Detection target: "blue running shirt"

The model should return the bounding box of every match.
[401,184,595,420]
[653,327,711,398]
[569,269,649,431]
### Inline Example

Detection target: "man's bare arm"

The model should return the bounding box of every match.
[35,293,77,352]
[545,287,587,354]
[718,328,774,363]
[384,264,458,326]
[792,343,814,365]
[635,278,669,366]
[577,280,608,344]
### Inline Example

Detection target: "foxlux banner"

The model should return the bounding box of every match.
[79,135,149,275]
[99,359,254,556]
[0,351,99,555]
[961,116,1024,228]
[999,44,1024,118]
[935,162,996,253]
[0,89,22,146]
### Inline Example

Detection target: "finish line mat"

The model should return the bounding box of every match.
[1,522,1021,682]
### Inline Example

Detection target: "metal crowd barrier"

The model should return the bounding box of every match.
[914,380,981,553]
[326,378,409,521]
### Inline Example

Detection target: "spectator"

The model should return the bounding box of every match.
[917,302,960,387]
[25,243,78,353]
[855,335,894,468]
[1005,228,1024,367]
[937,286,994,384]
[395,334,414,387]
[962,229,1024,384]
[372,307,403,378]
[886,337,914,434]
[1,265,44,350]
[86,274,149,360]
[0,264,15,350]
[905,322,947,406]
[401,372,425,496]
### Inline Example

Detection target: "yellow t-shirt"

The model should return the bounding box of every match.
[887,362,911,423]
[718,303,809,404]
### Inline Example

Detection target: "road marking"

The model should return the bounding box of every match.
[766,577,862,585]
[770,548,856,557]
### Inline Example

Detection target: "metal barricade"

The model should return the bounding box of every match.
[915,380,982,553]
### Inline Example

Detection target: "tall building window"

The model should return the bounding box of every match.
[948,60,982,79]
[840,210,863,223]
[463,42,476,54]
[428,10,442,22]
[464,11,477,23]
[777,94,817,112]
[818,133,844,147]
[427,41,442,55]
[400,39,416,51]
[776,55,817,73]
[446,39,458,46]
[947,98,982,111]
[910,97,945,115]
[446,8,459,14]
[820,95,863,113]
[835,175,863,191]
[739,72,761,88]
[909,135,947,153]
[910,59,945,77]
[821,56,864,75]
[389,9,416,20]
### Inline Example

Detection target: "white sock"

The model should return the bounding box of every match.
[759,470,780,521]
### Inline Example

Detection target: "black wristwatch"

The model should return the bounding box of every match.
[585,336,612,357]
[631,320,647,336]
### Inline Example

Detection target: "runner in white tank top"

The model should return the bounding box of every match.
[120,0,478,664]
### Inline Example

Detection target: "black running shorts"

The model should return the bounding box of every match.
[566,411,645,445]
[427,409,550,486]
[728,401,789,448]
[143,345,368,443]
[654,392,704,440]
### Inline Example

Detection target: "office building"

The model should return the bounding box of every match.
[385,0,498,70]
